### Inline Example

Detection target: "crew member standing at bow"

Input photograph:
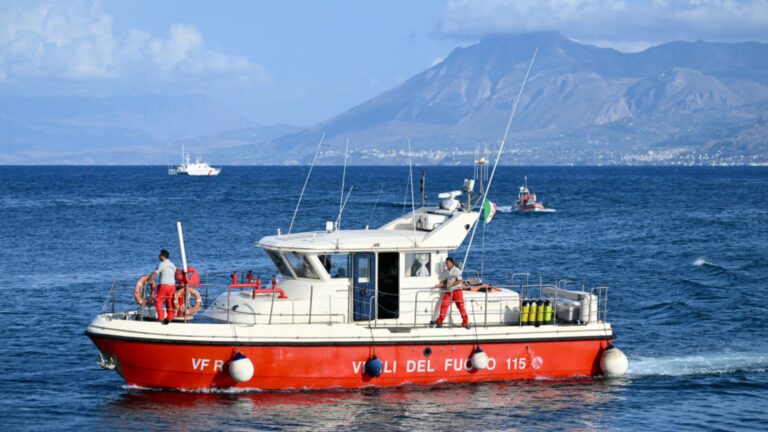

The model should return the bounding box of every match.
[431,257,470,329]
[148,249,177,325]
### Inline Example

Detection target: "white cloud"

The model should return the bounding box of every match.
[0,0,265,81]
[440,0,768,51]
[148,24,204,69]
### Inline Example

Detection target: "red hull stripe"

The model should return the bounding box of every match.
[90,335,611,390]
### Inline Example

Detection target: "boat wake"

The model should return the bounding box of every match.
[691,257,750,279]
[628,352,768,377]
[692,257,733,272]
[693,257,715,267]
[496,205,557,213]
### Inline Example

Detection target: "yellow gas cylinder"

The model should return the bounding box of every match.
[528,301,538,326]
[544,300,553,324]
[521,300,530,325]
[536,300,545,326]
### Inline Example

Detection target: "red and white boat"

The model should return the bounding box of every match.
[86,186,627,391]
[87,53,626,390]
[514,177,554,213]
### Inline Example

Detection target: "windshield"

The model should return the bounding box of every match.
[284,252,319,279]
[266,250,293,278]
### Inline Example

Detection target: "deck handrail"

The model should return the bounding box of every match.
[103,275,608,328]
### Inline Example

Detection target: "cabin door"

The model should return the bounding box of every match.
[353,252,376,321]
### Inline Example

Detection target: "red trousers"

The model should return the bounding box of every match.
[437,289,468,326]
[155,284,176,321]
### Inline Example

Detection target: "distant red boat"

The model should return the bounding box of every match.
[515,177,555,213]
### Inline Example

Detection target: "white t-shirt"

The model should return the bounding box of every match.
[155,259,177,285]
[441,266,463,291]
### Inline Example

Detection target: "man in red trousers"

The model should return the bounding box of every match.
[148,249,177,325]
[431,257,470,329]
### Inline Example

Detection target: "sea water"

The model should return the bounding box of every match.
[1,166,767,431]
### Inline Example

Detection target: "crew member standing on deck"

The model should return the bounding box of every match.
[431,257,470,329]
[148,249,177,325]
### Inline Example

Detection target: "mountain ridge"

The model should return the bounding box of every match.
[1,32,767,165]
[254,31,768,165]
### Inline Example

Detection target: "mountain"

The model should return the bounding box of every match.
[258,32,768,165]
[2,32,767,165]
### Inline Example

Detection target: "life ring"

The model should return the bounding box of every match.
[173,287,202,318]
[134,275,156,305]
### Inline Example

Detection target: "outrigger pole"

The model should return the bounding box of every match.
[462,48,538,270]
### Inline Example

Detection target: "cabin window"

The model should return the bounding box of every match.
[284,252,319,279]
[356,256,371,283]
[266,250,293,278]
[405,253,431,277]
[318,254,350,279]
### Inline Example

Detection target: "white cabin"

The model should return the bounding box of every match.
[202,189,535,327]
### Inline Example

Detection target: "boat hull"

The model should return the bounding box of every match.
[89,334,610,390]
[515,203,556,213]
[176,169,221,176]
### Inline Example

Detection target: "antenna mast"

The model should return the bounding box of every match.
[408,139,417,236]
[288,132,325,234]
[337,138,349,230]
[462,48,538,270]
[420,170,426,207]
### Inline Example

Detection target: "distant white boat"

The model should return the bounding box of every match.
[168,146,221,176]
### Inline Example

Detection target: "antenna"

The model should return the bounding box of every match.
[408,139,416,235]
[337,138,349,229]
[335,185,354,246]
[288,132,325,234]
[366,184,385,230]
[462,48,538,270]
[420,170,426,207]
[402,166,411,215]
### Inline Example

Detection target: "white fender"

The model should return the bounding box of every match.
[471,348,489,370]
[600,345,629,377]
[229,353,255,383]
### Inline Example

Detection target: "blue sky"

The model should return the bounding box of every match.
[1,0,767,126]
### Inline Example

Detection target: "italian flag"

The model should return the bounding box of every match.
[482,199,497,224]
